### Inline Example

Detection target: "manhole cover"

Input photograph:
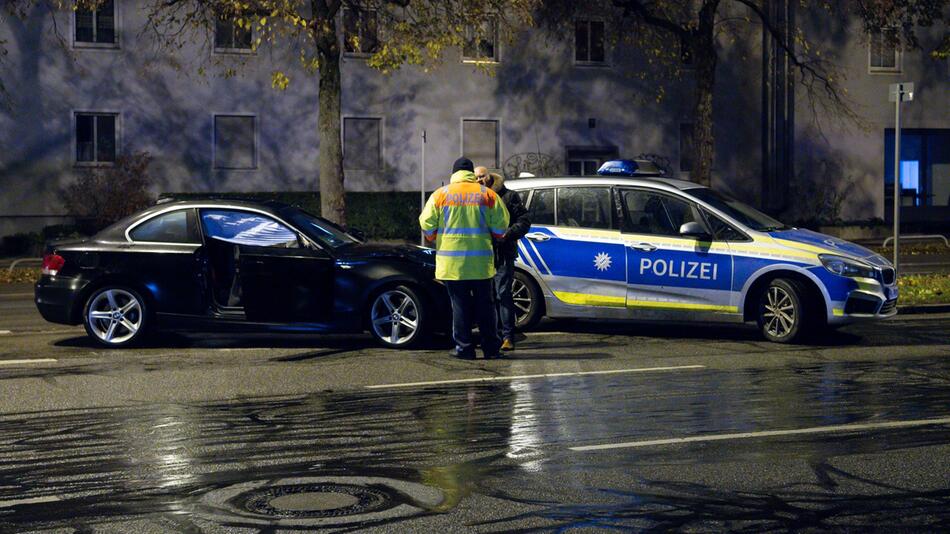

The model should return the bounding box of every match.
[195,476,444,527]
[239,482,393,518]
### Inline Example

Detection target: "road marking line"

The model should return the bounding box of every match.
[0,358,57,366]
[570,416,950,452]
[0,495,61,508]
[0,330,11,335]
[366,365,705,389]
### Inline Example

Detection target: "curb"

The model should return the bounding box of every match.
[898,304,950,315]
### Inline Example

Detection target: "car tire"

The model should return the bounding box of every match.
[756,278,806,343]
[369,285,427,349]
[83,286,149,348]
[513,270,543,330]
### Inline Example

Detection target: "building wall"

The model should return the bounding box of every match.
[0,1,946,238]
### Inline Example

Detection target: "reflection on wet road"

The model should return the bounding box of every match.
[2,355,950,531]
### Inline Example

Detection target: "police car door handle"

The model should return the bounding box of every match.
[525,232,552,242]
[627,242,657,252]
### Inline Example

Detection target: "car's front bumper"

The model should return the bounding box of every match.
[827,277,899,324]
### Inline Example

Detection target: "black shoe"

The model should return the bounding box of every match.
[450,348,476,360]
[512,332,527,343]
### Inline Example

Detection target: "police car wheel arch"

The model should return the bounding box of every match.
[512,269,543,329]
[739,264,832,322]
[757,278,806,343]
[368,284,426,348]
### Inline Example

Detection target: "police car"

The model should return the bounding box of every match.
[506,160,898,343]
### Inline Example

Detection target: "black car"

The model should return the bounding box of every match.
[35,200,448,348]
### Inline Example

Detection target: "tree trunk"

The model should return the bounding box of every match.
[690,3,718,187]
[316,25,346,226]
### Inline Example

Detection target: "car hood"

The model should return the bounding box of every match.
[336,242,436,265]
[767,228,891,267]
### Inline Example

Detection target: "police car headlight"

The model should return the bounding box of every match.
[819,254,875,278]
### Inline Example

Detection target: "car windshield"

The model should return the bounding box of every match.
[688,188,791,232]
[283,208,359,249]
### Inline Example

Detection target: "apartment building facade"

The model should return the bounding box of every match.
[0,1,947,237]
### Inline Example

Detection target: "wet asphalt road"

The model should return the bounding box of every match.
[1,286,950,532]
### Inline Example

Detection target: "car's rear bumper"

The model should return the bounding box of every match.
[34,275,85,325]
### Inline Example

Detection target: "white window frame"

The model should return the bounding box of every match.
[573,18,608,66]
[461,18,501,64]
[213,17,255,55]
[212,113,259,171]
[341,8,379,59]
[341,115,385,172]
[72,110,120,167]
[460,117,502,170]
[868,29,902,74]
[71,0,120,50]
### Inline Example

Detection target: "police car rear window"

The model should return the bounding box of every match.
[557,187,611,229]
[528,189,555,225]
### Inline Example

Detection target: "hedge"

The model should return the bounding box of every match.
[161,192,424,242]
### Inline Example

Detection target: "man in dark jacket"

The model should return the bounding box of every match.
[475,167,531,351]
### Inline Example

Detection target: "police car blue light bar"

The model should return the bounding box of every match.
[596,159,664,177]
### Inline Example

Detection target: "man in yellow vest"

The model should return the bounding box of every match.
[420,158,510,359]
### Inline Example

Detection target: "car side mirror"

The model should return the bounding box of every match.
[679,222,711,240]
[348,227,366,242]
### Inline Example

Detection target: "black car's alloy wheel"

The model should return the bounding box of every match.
[757,278,804,343]
[512,270,542,330]
[83,286,148,348]
[369,285,426,348]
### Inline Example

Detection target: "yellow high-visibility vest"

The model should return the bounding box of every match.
[419,170,510,280]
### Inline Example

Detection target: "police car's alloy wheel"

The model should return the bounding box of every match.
[83,286,148,348]
[512,270,542,330]
[757,278,804,343]
[370,285,425,348]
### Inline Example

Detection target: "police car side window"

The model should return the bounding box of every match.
[621,190,700,236]
[556,187,611,229]
[703,210,748,241]
[528,189,555,226]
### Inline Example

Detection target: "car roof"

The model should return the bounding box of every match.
[504,176,705,192]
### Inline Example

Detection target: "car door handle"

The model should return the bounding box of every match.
[627,242,658,252]
[525,232,552,242]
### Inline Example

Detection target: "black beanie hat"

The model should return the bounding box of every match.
[452,157,474,173]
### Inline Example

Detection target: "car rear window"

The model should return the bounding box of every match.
[129,209,200,244]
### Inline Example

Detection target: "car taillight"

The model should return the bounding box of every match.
[42,254,65,276]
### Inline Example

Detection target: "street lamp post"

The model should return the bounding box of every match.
[888,82,913,275]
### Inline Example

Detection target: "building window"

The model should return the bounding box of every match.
[566,146,617,175]
[869,29,901,73]
[343,117,382,171]
[884,129,950,208]
[574,19,605,64]
[343,9,379,56]
[75,113,117,164]
[463,19,499,62]
[74,0,116,46]
[679,123,695,173]
[213,115,257,170]
[215,17,253,52]
[462,119,500,169]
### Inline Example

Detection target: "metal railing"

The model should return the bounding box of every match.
[881,234,949,249]
[6,258,42,273]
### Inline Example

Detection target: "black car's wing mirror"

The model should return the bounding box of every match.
[348,227,366,242]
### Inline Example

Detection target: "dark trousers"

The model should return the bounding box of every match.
[445,279,500,357]
[493,255,516,340]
